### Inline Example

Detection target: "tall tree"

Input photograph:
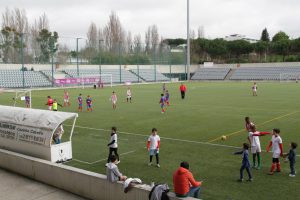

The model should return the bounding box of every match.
[133,34,142,53]
[103,11,125,53]
[197,26,205,39]
[36,29,58,63]
[260,28,270,42]
[272,31,289,42]
[86,22,98,49]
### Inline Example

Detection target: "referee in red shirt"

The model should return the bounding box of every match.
[179,83,186,99]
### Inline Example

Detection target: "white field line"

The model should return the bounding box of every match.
[72,150,136,165]
[67,124,300,157]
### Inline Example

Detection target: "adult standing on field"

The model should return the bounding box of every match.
[180,83,187,99]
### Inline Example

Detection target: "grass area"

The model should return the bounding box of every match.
[0,82,299,200]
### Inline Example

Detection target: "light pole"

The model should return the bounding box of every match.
[76,38,83,78]
[187,0,191,80]
[20,33,25,88]
[98,39,104,76]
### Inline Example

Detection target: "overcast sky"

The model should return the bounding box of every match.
[1,0,300,43]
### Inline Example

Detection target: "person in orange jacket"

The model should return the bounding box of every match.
[173,161,202,198]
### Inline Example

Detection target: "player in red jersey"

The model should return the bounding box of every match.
[46,96,53,110]
[63,90,70,107]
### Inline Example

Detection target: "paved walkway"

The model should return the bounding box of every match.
[0,168,88,200]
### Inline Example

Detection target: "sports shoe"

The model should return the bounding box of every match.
[246,178,253,182]
[255,166,261,170]
[268,172,274,175]
[156,164,160,168]
[148,162,152,166]
[289,174,296,177]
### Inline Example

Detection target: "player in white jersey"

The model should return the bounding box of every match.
[252,82,258,96]
[126,87,132,103]
[111,91,117,109]
[106,127,120,166]
[266,128,283,175]
[247,125,270,169]
[147,128,160,168]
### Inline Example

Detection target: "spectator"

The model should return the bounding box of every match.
[173,161,202,198]
[106,155,127,183]
[53,124,64,144]
[179,83,187,99]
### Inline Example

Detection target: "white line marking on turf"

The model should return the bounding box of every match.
[67,124,300,157]
[72,150,136,165]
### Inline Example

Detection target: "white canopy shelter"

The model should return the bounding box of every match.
[0,105,78,162]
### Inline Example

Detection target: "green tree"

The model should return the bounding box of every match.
[207,39,227,60]
[272,31,289,42]
[0,26,22,63]
[227,40,253,59]
[260,28,270,42]
[255,41,269,62]
[36,29,58,63]
[271,40,291,61]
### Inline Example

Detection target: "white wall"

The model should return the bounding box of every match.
[0,149,197,200]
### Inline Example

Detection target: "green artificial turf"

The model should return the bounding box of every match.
[0,81,299,200]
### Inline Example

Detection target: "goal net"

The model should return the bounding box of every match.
[80,74,113,89]
[280,73,300,83]
[2,89,32,108]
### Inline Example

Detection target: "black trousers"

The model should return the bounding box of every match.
[290,161,295,175]
[107,147,119,163]
[181,91,185,99]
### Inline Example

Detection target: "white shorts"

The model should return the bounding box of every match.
[253,89,257,92]
[273,152,281,158]
[48,106,52,110]
[127,95,131,98]
[112,101,117,105]
[64,99,69,102]
[251,145,261,153]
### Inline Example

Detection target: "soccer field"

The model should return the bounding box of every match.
[1,82,299,200]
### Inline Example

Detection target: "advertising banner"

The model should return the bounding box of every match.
[55,77,101,86]
[0,122,51,147]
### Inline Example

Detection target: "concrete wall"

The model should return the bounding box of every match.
[0,149,197,200]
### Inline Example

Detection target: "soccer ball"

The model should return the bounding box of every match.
[221,135,227,141]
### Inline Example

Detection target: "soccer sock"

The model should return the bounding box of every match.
[257,153,261,167]
[252,154,256,166]
[270,163,276,172]
[150,156,153,163]
[276,162,281,172]
[155,154,159,164]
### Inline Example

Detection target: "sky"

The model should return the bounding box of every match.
[1,0,300,44]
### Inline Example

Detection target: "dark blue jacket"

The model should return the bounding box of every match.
[288,149,296,163]
[235,149,250,167]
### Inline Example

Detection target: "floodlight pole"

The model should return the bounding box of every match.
[98,39,103,75]
[187,0,191,80]
[76,38,81,78]
[20,33,25,88]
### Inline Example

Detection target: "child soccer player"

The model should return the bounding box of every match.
[266,128,283,175]
[78,94,83,112]
[283,142,297,177]
[25,95,30,108]
[159,93,166,113]
[111,91,117,109]
[147,128,160,168]
[234,143,253,182]
[252,82,258,96]
[52,99,63,111]
[46,96,53,111]
[162,83,166,93]
[165,90,170,106]
[63,90,70,107]
[86,95,92,112]
[245,117,255,132]
[106,127,120,165]
[126,88,132,103]
[248,125,270,169]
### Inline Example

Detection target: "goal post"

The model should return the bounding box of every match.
[3,89,32,108]
[80,74,113,89]
[280,73,300,83]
